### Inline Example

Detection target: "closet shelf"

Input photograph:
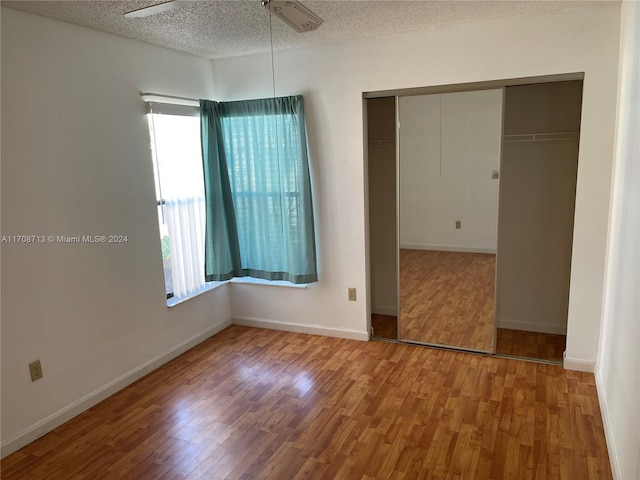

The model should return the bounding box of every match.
[504,132,580,143]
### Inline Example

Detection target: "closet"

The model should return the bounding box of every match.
[366,78,583,363]
[495,81,582,360]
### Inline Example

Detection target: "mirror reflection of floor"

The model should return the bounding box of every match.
[399,249,495,351]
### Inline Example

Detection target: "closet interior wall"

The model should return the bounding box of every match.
[496,81,583,336]
[367,97,398,322]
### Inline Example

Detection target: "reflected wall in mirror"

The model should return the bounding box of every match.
[398,89,502,352]
[367,97,398,339]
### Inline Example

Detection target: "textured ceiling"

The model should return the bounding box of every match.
[1,0,617,59]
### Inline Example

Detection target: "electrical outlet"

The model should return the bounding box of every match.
[348,287,357,301]
[455,220,461,229]
[29,360,43,382]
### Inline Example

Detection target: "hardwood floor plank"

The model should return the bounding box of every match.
[1,326,611,479]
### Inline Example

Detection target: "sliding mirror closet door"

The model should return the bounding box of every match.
[398,90,502,352]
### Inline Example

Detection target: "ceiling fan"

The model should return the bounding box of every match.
[124,0,324,33]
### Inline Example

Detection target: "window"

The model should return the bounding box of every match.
[222,113,306,273]
[145,95,317,303]
[200,96,318,284]
[147,102,218,303]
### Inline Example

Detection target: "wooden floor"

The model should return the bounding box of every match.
[497,329,566,364]
[371,313,397,339]
[400,250,496,351]
[2,326,611,480]
[373,317,565,364]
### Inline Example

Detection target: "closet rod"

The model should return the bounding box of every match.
[504,131,579,143]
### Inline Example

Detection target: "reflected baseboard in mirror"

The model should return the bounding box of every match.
[399,249,495,352]
[371,314,397,340]
[495,328,565,364]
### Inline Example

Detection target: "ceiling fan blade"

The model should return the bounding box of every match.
[263,0,323,33]
[124,0,198,19]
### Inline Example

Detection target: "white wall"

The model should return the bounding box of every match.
[597,2,640,479]
[1,9,232,456]
[399,90,502,253]
[212,6,621,367]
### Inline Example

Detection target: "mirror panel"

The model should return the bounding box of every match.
[398,89,502,352]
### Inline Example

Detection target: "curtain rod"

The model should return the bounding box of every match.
[140,92,200,107]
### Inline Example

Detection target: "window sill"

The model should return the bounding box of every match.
[230,277,307,289]
[167,282,226,308]
[167,277,307,307]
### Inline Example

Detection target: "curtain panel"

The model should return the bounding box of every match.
[165,196,207,298]
[200,95,318,284]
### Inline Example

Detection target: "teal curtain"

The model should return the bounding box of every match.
[200,96,317,284]
[200,101,243,281]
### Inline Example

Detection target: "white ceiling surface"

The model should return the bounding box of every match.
[2,1,617,59]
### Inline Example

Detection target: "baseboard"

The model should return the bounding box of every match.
[372,306,397,316]
[563,356,596,372]
[399,244,496,254]
[595,367,622,480]
[232,316,369,341]
[0,319,232,459]
[497,318,567,335]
